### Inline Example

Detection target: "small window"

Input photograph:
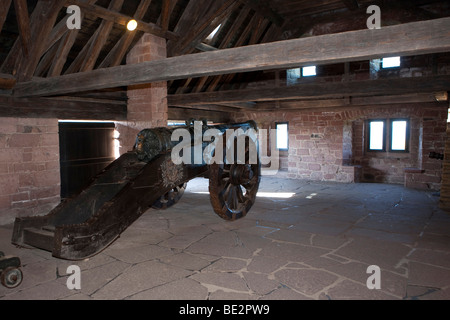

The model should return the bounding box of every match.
[368,120,386,151]
[287,68,301,86]
[367,118,410,153]
[302,66,317,77]
[276,122,289,150]
[390,119,409,152]
[206,24,221,41]
[382,56,401,68]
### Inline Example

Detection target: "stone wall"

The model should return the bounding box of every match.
[0,117,60,225]
[233,103,447,190]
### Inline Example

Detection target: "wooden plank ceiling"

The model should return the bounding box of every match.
[0,0,449,119]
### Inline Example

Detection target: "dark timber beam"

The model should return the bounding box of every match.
[0,95,126,120]
[14,17,450,98]
[341,0,359,11]
[65,0,178,41]
[255,93,445,111]
[237,0,284,27]
[0,0,12,32]
[168,75,450,105]
[13,0,31,56]
[0,74,16,90]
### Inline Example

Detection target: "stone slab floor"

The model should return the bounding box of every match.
[0,177,449,300]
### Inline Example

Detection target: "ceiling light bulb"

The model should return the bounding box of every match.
[127,19,138,31]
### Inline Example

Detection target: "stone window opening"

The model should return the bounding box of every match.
[366,118,410,153]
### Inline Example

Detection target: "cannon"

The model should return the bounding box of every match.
[0,251,23,288]
[12,121,261,260]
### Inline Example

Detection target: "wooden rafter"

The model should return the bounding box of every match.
[34,0,98,78]
[79,0,124,72]
[341,0,359,10]
[2,0,66,82]
[237,0,284,27]
[13,17,450,98]
[167,0,210,55]
[0,0,12,35]
[160,0,173,32]
[179,4,253,93]
[65,0,178,41]
[13,0,31,57]
[168,75,450,105]
[99,0,152,69]
[206,10,266,92]
[171,0,238,56]
[0,73,16,90]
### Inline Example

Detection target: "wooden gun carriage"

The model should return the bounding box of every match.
[12,121,261,260]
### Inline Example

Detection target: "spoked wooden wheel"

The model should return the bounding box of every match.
[1,267,23,289]
[152,183,187,210]
[209,159,260,221]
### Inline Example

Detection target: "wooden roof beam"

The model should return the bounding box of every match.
[13,0,31,57]
[13,17,450,97]
[341,0,359,11]
[168,75,450,105]
[0,0,12,34]
[0,73,16,90]
[65,0,178,41]
[237,0,284,27]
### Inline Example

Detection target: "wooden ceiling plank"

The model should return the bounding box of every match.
[14,17,450,97]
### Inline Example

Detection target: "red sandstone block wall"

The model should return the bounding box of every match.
[233,103,447,190]
[0,117,60,225]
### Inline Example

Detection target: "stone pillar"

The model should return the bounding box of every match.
[116,33,168,155]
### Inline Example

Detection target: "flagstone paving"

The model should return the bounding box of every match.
[1,177,449,300]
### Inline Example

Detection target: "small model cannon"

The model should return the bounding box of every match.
[0,251,22,288]
[12,121,261,260]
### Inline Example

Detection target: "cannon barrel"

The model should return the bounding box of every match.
[134,120,258,163]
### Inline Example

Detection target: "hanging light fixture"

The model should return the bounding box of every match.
[127,19,138,31]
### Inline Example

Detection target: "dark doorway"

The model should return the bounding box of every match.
[59,122,116,199]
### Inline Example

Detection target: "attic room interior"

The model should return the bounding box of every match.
[0,0,449,302]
